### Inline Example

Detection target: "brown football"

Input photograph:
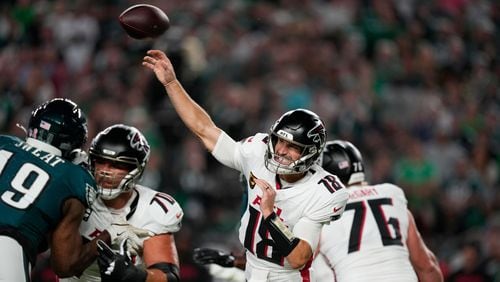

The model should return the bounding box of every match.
[118,4,170,39]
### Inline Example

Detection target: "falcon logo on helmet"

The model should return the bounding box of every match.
[129,131,150,154]
[307,122,326,144]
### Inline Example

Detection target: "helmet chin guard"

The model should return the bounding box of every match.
[96,168,139,200]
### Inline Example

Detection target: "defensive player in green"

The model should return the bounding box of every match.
[0,98,150,281]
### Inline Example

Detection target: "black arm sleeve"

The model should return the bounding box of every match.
[263,212,300,256]
[148,262,180,282]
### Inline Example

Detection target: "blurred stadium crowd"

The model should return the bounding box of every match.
[0,0,498,281]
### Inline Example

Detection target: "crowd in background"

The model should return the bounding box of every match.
[0,0,498,281]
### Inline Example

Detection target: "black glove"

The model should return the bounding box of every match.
[97,239,147,282]
[193,247,235,267]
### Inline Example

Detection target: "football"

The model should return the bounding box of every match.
[118,4,170,39]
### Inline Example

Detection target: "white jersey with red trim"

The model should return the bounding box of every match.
[313,183,418,282]
[233,133,348,282]
[61,184,183,282]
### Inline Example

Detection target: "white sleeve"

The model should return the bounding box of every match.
[308,188,349,223]
[211,131,243,171]
[293,217,323,253]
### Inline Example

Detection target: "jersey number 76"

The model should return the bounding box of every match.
[346,198,403,253]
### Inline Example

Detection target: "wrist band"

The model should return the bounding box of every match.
[264,212,300,256]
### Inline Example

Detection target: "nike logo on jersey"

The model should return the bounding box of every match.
[333,206,342,213]
[176,212,182,219]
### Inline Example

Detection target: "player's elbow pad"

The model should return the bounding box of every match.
[264,212,300,256]
[148,263,180,282]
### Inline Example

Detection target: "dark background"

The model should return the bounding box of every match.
[0,0,498,281]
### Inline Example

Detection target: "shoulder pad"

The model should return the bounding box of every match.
[375,183,407,204]
[307,187,349,223]
[144,192,184,234]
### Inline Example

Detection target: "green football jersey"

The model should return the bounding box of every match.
[0,135,97,258]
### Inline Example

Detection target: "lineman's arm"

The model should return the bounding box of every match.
[143,50,222,152]
[407,210,443,282]
[142,234,180,282]
[50,198,110,277]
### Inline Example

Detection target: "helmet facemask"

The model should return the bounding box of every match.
[265,133,320,175]
[91,157,144,200]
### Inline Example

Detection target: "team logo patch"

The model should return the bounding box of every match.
[128,131,150,154]
[307,122,325,144]
[248,171,257,189]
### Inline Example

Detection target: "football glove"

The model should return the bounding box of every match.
[106,218,154,256]
[97,239,147,282]
[193,247,235,267]
[69,148,89,169]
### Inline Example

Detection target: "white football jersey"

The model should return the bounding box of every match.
[313,183,418,282]
[232,134,348,281]
[61,184,183,282]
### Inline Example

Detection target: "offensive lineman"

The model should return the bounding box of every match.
[142,49,349,281]
[63,124,183,282]
[312,140,443,282]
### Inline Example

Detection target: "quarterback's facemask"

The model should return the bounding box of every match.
[265,109,326,175]
[89,124,150,200]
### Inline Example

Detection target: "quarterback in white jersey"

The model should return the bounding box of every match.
[312,140,443,282]
[63,124,183,282]
[143,50,349,282]
[234,133,347,279]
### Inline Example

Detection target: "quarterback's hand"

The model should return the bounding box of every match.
[193,248,235,267]
[254,177,276,218]
[106,219,154,256]
[142,50,177,87]
[97,239,147,282]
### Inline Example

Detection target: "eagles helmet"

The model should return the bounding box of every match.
[28,98,88,159]
[265,109,326,174]
[89,124,150,200]
[320,140,365,185]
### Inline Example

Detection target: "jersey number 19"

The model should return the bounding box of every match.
[0,150,50,209]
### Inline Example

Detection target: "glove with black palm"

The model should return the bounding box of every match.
[97,239,147,282]
[193,247,235,267]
